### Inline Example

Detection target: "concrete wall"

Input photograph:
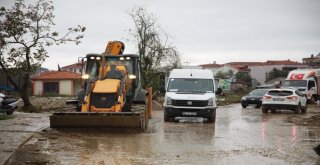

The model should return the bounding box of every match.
[249,65,283,85]
[33,80,81,96]
[34,81,43,96]
[73,80,82,95]
[60,80,72,95]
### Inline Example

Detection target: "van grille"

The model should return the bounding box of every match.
[172,100,208,107]
[91,93,117,108]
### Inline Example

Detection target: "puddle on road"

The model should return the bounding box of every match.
[302,128,320,142]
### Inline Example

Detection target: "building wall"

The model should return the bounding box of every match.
[33,80,79,96]
[249,65,283,85]
[60,80,72,95]
[73,80,82,95]
[34,80,43,96]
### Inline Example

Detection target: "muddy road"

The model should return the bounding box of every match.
[2,104,320,164]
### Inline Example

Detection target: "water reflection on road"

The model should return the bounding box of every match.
[61,104,319,164]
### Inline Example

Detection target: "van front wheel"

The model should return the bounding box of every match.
[164,111,170,122]
[208,110,216,123]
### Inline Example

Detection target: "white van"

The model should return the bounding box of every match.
[163,69,220,122]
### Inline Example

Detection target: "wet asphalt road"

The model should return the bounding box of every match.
[2,104,320,164]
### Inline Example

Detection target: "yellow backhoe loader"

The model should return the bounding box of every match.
[50,41,151,131]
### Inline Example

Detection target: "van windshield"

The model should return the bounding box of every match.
[167,78,214,93]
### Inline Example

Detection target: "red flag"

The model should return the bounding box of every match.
[290,74,304,80]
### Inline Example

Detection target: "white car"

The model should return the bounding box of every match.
[262,88,307,114]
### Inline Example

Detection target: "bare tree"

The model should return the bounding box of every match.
[128,7,181,90]
[0,0,85,107]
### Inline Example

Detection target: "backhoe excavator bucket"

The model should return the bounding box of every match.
[50,108,149,132]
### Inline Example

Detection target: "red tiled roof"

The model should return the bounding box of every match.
[32,71,81,80]
[262,60,303,65]
[61,62,83,70]
[225,60,303,66]
[225,62,264,66]
[199,63,223,68]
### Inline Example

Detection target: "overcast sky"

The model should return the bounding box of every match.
[2,0,320,70]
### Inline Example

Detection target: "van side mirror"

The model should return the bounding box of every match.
[216,87,222,95]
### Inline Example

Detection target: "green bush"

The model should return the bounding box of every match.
[0,114,15,120]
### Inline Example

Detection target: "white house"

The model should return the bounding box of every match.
[32,71,81,96]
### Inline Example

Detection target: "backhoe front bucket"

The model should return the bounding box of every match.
[50,109,148,131]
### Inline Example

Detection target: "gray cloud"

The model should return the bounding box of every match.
[2,0,319,69]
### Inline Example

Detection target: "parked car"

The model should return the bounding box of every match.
[261,88,307,114]
[241,89,269,108]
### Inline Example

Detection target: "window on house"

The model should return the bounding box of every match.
[43,82,59,96]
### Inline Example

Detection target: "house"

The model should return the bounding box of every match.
[60,62,84,74]
[303,53,320,68]
[200,60,308,86]
[32,71,81,96]
[249,60,307,85]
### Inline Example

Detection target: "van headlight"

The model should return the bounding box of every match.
[166,97,172,105]
[208,97,214,106]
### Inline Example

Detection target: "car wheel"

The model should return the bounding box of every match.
[255,104,261,108]
[294,103,301,114]
[5,110,14,115]
[301,104,307,113]
[262,107,268,113]
[308,96,316,104]
[241,103,247,108]
[208,110,216,123]
[164,111,170,122]
[271,109,276,114]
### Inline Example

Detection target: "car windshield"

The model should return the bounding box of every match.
[249,89,268,96]
[167,78,214,93]
[267,90,293,96]
[282,80,307,87]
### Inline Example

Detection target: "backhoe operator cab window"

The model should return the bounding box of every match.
[84,56,134,80]
[85,57,100,80]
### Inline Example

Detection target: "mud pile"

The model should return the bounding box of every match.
[18,96,76,112]
[18,96,164,112]
[286,105,320,127]
[299,115,320,126]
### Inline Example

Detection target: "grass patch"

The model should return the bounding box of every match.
[217,93,243,106]
[0,114,15,120]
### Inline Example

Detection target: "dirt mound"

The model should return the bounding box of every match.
[18,96,77,113]
[299,115,320,126]
[286,105,320,127]
[18,96,163,113]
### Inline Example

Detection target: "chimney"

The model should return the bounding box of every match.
[213,61,216,64]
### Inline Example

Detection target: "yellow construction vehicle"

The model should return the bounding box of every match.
[50,41,151,131]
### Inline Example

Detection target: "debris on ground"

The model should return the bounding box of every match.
[18,96,78,113]
[286,105,320,127]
